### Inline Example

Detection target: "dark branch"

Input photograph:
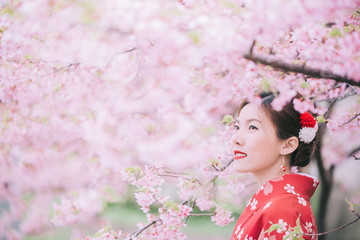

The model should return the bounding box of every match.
[129,219,159,239]
[341,113,360,125]
[249,40,256,54]
[105,47,137,67]
[212,158,234,172]
[184,199,197,224]
[244,52,360,87]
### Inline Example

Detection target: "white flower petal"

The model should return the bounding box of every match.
[299,127,316,143]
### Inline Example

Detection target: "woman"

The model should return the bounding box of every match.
[231,93,319,240]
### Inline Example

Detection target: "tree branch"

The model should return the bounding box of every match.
[244,52,360,87]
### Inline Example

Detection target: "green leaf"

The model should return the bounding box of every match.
[202,126,217,134]
[135,187,147,192]
[265,222,281,234]
[103,225,110,233]
[88,157,99,163]
[345,198,355,212]
[23,192,35,203]
[164,200,179,211]
[208,158,220,166]
[102,185,121,202]
[261,78,270,92]
[188,31,201,45]
[344,26,353,34]
[300,81,310,89]
[316,115,325,123]
[24,54,32,61]
[192,79,207,86]
[54,83,63,92]
[124,166,141,175]
[330,28,341,37]
[70,191,79,198]
[353,9,360,18]
[147,124,156,132]
[222,115,234,125]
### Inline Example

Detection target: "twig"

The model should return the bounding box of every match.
[301,214,360,237]
[224,158,234,169]
[311,84,357,104]
[212,158,234,172]
[316,85,358,118]
[158,174,200,184]
[249,40,256,54]
[164,170,189,175]
[105,47,137,67]
[129,219,160,239]
[209,158,234,190]
[39,62,81,78]
[207,175,218,191]
[189,213,215,216]
[341,113,360,126]
[184,199,197,224]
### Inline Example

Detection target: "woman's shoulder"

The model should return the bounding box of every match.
[258,193,315,225]
[257,193,317,239]
[263,193,310,211]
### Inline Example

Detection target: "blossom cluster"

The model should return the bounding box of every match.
[84,226,123,240]
[119,162,237,239]
[0,0,359,239]
[211,206,235,227]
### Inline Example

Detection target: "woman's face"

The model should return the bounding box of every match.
[231,103,284,178]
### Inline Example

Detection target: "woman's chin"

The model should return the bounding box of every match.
[233,162,252,173]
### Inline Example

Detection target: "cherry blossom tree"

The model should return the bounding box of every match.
[1,0,359,239]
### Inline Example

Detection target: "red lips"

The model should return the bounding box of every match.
[234,150,247,160]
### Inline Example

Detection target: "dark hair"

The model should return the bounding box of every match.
[237,92,316,167]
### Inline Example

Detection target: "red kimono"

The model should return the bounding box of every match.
[231,173,319,240]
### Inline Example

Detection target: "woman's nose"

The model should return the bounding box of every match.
[231,131,244,147]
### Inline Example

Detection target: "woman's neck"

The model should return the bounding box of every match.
[252,165,291,186]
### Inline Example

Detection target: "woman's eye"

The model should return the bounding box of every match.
[249,125,258,130]
[233,124,240,130]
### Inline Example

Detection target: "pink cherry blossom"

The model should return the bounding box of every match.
[1,0,359,239]
[211,206,235,227]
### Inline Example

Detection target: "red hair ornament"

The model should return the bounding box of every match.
[300,112,317,128]
[299,112,317,144]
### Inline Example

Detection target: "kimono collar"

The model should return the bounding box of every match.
[255,173,319,202]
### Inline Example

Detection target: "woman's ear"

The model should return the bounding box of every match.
[281,136,299,155]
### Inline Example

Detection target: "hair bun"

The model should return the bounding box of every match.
[291,140,316,167]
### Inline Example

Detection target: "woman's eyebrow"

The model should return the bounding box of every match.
[235,118,262,124]
[246,118,261,123]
